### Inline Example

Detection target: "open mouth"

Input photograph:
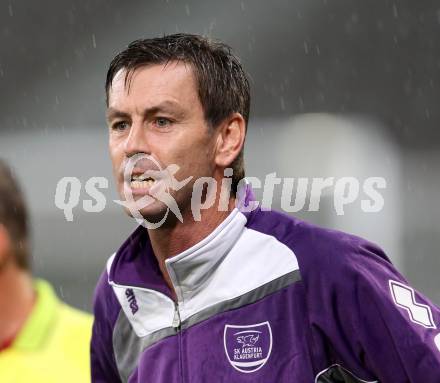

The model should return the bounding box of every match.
[130,174,157,189]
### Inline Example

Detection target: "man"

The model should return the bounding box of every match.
[0,159,92,382]
[91,34,440,382]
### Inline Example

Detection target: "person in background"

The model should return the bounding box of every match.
[0,159,92,382]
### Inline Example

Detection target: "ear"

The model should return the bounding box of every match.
[0,225,12,268]
[214,113,246,168]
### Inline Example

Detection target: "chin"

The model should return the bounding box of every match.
[124,202,170,224]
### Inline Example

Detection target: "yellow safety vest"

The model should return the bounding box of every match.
[0,279,92,382]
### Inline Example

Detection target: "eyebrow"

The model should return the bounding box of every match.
[106,100,185,122]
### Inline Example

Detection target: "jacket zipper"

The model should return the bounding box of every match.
[172,302,181,329]
[173,302,184,383]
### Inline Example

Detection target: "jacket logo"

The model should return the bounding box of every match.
[389,280,436,329]
[125,288,139,315]
[237,334,259,348]
[224,321,272,374]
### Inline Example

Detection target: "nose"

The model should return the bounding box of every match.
[124,122,151,158]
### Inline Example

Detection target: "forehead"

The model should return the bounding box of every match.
[107,61,199,109]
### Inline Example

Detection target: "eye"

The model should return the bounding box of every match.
[111,121,130,132]
[154,117,172,128]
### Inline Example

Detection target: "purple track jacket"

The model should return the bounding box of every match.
[91,195,440,382]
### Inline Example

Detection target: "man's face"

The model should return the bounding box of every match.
[107,62,217,223]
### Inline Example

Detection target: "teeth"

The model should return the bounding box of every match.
[131,175,155,182]
[130,179,156,189]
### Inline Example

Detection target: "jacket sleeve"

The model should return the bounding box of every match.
[91,270,122,383]
[330,240,440,382]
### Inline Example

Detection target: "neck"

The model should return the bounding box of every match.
[0,263,35,347]
[148,196,236,298]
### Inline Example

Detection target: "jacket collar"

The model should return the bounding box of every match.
[108,185,257,301]
[165,208,247,303]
